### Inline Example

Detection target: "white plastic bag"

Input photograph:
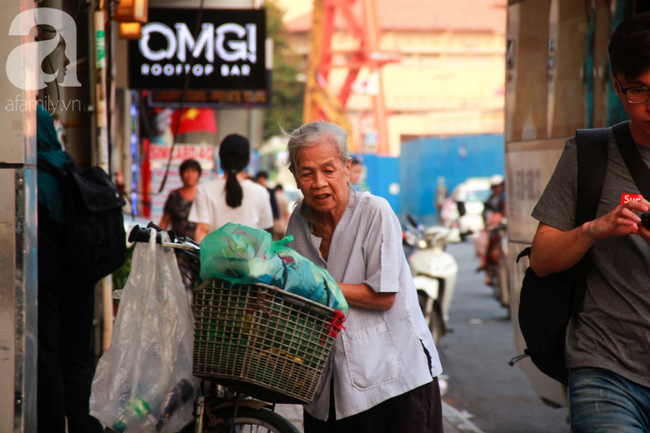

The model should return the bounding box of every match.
[90,230,200,433]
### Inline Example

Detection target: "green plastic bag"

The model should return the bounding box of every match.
[200,222,280,285]
[271,246,347,313]
[200,223,348,314]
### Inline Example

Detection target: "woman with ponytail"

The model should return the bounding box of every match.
[189,134,274,243]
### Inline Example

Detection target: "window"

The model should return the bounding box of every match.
[447,55,467,68]
[420,54,440,67]
[472,55,493,68]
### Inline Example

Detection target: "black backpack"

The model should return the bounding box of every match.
[38,153,127,283]
[514,128,608,386]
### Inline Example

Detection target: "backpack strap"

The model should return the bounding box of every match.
[516,246,531,263]
[612,121,650,198]
[576,128,609,225]
[36,157,66,179]
[37,151,77,179]
[573,128,608,313]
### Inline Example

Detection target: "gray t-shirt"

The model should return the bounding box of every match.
[532,127,650,388]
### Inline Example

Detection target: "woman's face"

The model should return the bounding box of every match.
[294,141,351,217]
[181,168,200,187]
[43,37,70,84]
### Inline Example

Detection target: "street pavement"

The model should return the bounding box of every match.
[438,240,571,432]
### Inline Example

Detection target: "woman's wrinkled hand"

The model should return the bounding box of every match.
[583,198,650,241]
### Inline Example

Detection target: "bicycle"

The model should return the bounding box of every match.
[128,222,339,433]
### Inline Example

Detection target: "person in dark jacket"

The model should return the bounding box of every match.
[37,104,104,433]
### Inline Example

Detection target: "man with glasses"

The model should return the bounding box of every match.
[528,13,650,433]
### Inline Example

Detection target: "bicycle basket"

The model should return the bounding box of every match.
[193,278,340,404]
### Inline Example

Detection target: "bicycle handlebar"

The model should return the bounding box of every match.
[128,224,161,244]
[128,223,202,282]
[128,222,199,249]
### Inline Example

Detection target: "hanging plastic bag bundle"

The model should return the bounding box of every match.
[200,223,348,314]
[90,230,200,433]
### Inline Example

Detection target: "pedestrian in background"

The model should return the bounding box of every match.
[273,184,291,239]
[255,170,280,233]
[189,134,273,243]
[285,122,443,433]
[530,13,650,432]
[476,174,505,285]
[350,158,362,188]
[434,176,448,225]
[158,159,202,240]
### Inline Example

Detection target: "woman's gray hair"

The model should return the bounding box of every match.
[284,122,351,172]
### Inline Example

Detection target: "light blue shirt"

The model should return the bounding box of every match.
[286,189,443,420]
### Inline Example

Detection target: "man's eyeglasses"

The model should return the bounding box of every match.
[614,76,650,104]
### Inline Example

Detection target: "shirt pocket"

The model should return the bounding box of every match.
[341,321,402,390]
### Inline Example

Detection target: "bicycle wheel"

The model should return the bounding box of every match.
[204,407,300,433]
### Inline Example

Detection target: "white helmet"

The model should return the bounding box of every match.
[490,174,505,187]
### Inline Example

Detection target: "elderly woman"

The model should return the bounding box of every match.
[285,122,443,433]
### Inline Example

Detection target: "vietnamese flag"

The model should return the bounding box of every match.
[171,108,217,135]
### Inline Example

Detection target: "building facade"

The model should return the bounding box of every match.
[285,0,506,156]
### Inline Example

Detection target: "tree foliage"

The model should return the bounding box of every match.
[263,0,305,139]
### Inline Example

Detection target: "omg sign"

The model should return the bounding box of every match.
[129,8,266,91]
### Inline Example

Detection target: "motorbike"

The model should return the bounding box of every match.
[492,220,510,310]
[477,215,510,311]
[403,215,459,345]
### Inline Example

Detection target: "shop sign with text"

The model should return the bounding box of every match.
[129,8,266,93]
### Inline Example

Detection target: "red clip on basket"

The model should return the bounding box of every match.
[192,278,341,404]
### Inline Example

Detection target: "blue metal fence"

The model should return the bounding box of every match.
[398,133,505,225]
[355,154,400,213]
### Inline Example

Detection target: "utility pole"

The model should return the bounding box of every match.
[92,2,115,351]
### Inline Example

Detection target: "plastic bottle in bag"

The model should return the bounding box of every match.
[155,379,194,432]
[90,231,199,432]
[112,396,156,432]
